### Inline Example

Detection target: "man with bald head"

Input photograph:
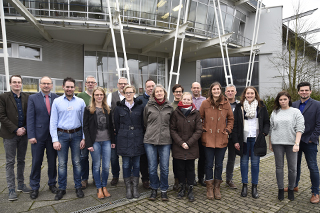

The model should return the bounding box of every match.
[191,82,206,186]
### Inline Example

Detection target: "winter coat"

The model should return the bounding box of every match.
[114,98,145,157]
[143,97,173,145]
[170,107,202,160]
[232,101,270,157]
[199,97,234,148]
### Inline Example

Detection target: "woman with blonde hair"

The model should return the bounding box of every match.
[83,87,114,199]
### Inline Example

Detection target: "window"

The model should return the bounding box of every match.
[18,45,41,60]
[0,43,12,56]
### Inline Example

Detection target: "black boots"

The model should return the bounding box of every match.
[278,189,284,201]
[188,185,195,202]
[149,189,157,201]
[177,183,186,199]
[124,177,132,199]
[132,177,140,198]
[241,183,247,197]
[252,184,259,199]
[288,189,294,201]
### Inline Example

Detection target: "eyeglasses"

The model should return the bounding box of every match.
[125,92,135,95]
[41,83,52,86]
[118,83,128,86]
[174,91,182,94]
[86,81,96,84]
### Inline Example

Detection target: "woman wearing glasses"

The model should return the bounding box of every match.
[83,87,114,199]
[114,85,145,199]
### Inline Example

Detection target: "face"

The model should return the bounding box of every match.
[225,86,237,100]
[182,94,192,105]
[191,83,201,97]
[94,90,104,104]
[63,81,75,98]
[145,81,155,96]
[279,95,290,108]
[85,77,97,92]
[40,77,53,94]
[10,76,22,92]
[124,88,134,102]
[117,79,128,93]
[298,86,312,100]
[173,87,183,101]
[211,85,221,98]
[245,88,256,103]
[155,87,165,101]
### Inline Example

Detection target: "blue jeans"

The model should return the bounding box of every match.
[204,147,227,180]
[57,131,82,190]
[122,156,140,178]
[240,137,260,185]
[144,143,171,191]
[296,142,319,195]
[90,141,111,189]
[80,148,89,181]
[111,146,120,178]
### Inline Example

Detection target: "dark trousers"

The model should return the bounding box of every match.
[198,139,206,180]
[226,137,237,181]
[140,153,149,182]
[30,138,57,190]
[175,158,195,186]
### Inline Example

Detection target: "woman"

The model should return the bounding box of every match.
[83,87,114,199]
[233,86,270,199]
[269,91,304,201]
[144,84,173,201]
[114,85,145,199]
[199,82,234,200]
[170,92,202,202]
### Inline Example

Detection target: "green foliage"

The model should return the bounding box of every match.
[263,95,275,118]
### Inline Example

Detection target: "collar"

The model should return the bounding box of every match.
[12,90,21,98]
[300,98,310,105]
[144,92,150,97]
[40,91,51,97]
[63,93,75,100]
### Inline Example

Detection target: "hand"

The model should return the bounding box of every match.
[222,130,229,135]
[16,128,25,136]
[88,147,94,152]
[293,144,299,152]
[53,142,61,151]
[269,143,273,152]
[182,142,189,150]
[80,139,85,149]
[29,138,37,144]
[111,144,116,149]
[234,143,240,151]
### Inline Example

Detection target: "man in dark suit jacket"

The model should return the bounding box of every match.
[27,76,59,199]
[291,82,320,204]
[0,75,30,201]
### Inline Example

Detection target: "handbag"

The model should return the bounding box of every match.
[254,132,267,157]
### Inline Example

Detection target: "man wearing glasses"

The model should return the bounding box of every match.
[77,75,97,189]
[107,77,128,186]
[27,76,59,199]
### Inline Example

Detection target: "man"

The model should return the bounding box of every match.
[50,77,86,200]
[0,75,31,201]
[290,82,320,204]
[77,75,97,189]
[191,82,206,187]
[171,84,184,110]
[136,79,155,189]
[107,77,128,186]
[27,76,59,199]
[224,84,239,189]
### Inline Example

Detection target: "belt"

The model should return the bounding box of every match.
[57,127,81,133]
[120,125,141,130]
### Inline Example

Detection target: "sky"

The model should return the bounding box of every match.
[265,0,320,46]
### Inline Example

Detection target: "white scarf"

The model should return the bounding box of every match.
[243,99,258,119]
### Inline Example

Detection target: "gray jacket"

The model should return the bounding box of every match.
[143,97,173,145]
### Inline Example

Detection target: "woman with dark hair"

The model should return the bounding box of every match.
[199,82,234,200]
[83,87,114,199]
[269,91,304,201]
[233,86,270,199]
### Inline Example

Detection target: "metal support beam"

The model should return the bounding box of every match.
[6,0,52,42]
[102,31,112,49]
[235,0,250,6]
[0,0,10,90]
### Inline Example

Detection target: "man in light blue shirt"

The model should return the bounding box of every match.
[50,77,86,200]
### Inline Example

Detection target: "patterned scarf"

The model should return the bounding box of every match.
[243,99,258,119]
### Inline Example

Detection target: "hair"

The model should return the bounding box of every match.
[10,75,22,83]
[182,92,193,101]
[85,75,96,82]
[207,82,223,107]
[152,84,168,100]
[240,86,262,107]
[172,84,184,93]
[89,87,110,114]
[145,79,155,85]
[123,85,136,94]
[225,84,236,91]
[118,77,128,83]
[63,77,75,86]
[40,76,52,84]
[297,82,311,91]
[273,91,292,111]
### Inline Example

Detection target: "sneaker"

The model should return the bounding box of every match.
[8,189,18,201]
[17,184,31,193]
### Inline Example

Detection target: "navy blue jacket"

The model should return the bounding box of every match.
[136,92,150,107]
[292,98,320,145]
[114,98,145,157]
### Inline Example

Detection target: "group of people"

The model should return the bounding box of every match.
[0,74,319,205]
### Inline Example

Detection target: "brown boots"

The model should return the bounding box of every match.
[206,179,223,200]
[97,187,111,199]
[206,180,214,200]
[214,179,223,200]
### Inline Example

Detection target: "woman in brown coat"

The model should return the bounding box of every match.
[170,92,202,202]
[199,82,234,200]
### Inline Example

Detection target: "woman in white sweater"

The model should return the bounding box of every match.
[269,91,305,201]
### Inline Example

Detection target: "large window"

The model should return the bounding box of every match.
[0,41,42,61]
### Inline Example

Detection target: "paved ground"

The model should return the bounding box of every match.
[0,138,319,213]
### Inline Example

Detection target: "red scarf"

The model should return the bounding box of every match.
[177,101,196,111]
[155,97,166,105]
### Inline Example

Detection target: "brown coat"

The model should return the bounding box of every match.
[199,97,234,148]
[170,108,202,160]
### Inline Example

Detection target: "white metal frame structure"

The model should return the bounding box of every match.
[0,0,10,90]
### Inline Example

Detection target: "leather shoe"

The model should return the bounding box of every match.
[54,190,66,200]
[284,186,298,192]
[310,193,320,204]
[198,178,206,187]
[226,180,237,189]
[149,189,157,201]
[110,178,119,186]
[30,190,39,199]
[49,185,59,194]
[76,188,84,198]
[81,180,88,189]
[142,180,150,189]
[161,191,169,201]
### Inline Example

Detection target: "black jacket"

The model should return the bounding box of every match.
[114,98,145,157]
[83,107,115,148]
[232,101,270,157]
